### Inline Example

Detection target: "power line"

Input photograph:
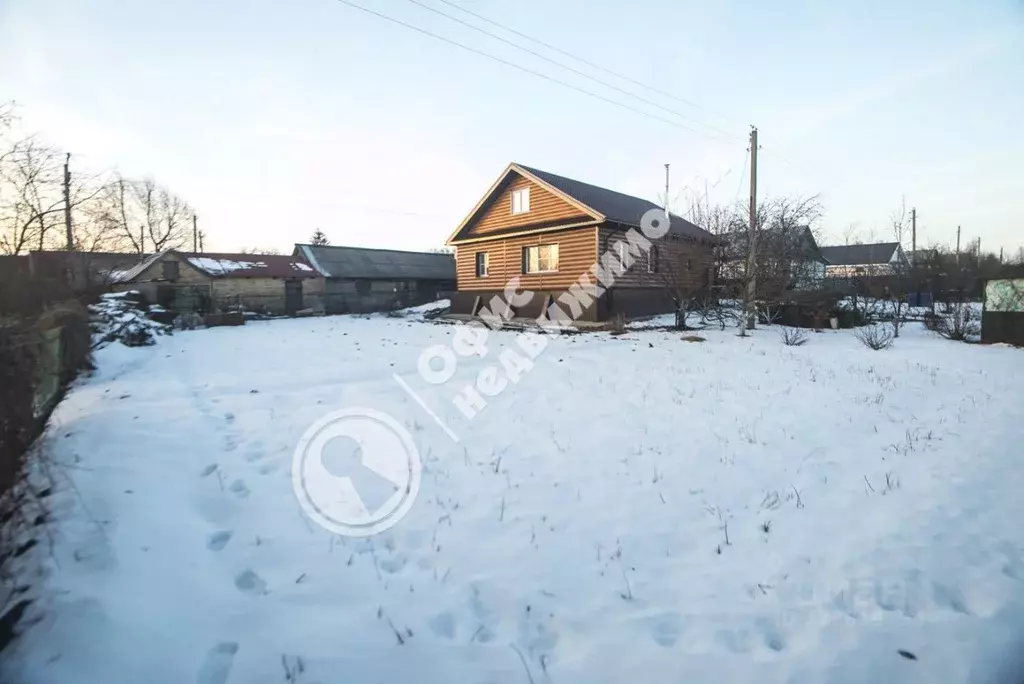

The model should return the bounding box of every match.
[735,146,749,200]
[432,0,737,126]
[401,0,738,140]
[331,0,733,136]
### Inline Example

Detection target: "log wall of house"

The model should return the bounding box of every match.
[462,173,592,239]
[455,226,599,292]
[597,225,714,290]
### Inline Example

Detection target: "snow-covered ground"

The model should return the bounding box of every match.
[7,316,1024,684]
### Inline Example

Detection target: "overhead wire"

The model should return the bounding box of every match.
[400,0,740,140]
[431,0,737,126]
[331,0,739,138]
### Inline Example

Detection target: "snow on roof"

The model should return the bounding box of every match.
[181,252,320,279]
[188,257,266,276]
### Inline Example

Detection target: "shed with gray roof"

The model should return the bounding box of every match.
[294,244,455,314]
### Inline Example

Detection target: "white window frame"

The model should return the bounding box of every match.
[475,251,489,277]
[511,187,531,215]
[522,244,559,274]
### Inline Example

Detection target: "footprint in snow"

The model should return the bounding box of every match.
[648,613,684,647]
[224,412,235,424]
[234,569,267,595]
[229,479,250,498]
[201,464,218,477]
[428,612,456,640]
[196,641,238,684]
[207,531,233,552]
[379,555,407,575]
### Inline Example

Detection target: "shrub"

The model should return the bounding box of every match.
[779,326,809,346]
[934,303,980,341]
[854,323,895,350]
[606,313,627,335]
[35,301,94,382]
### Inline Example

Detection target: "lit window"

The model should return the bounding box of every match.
[475,252,489,277]
[511,187,530,215]
[522,244,558,273]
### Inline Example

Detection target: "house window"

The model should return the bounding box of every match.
[522,244,559,274]
[162,261,180,281]
[475,252,489,277]
[647,246,659,273]
[511,187,530,215]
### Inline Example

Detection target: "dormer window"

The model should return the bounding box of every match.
[511,187,530,215]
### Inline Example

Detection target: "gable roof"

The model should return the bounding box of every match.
[516,164,712,240]
[449,163,716,244]
[295,244,456,281]
[819,242,901,266]
[114,250,319,282]
[721,225,827,262]
[110,251,168,283]
[184,252,319,278]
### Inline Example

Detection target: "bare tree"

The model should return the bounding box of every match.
[91,174,145,253]
[0,136,64,255]
[652,237,707,329]
[132,178,191,252]
[886,201,911,337]
[718,195,825,325]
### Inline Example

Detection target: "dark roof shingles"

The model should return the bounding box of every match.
[516,164,715,242]
[819,242,900,266]
[298,245,455,280]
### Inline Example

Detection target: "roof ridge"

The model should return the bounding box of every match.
[516,163,663,209]
[297,244,453,256]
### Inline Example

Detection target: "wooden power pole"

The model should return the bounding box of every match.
[193,214,199,252]
[956,225,961,268]
[741,127,758,335]
[63,153,73,251]
[910,207,916,265]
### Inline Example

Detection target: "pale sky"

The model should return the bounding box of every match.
[1,0,1021,255]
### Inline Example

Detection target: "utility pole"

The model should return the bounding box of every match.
[910,207,916,265]
[956,225,961,268]
[63,153,73,251]
[1000,246,1004,264]
[740,126,758,336]
[198,231,205,253]
[193,213,199,252]
[140,225,145,255]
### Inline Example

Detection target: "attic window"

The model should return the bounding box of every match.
[511,187,530,215]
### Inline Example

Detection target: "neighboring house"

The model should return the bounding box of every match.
[113,250,323,315]
[445,162,718,322]
[719,225,828,292]
[982,266,1024,346]
[819,242,908,278]
[294,244,456,314]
